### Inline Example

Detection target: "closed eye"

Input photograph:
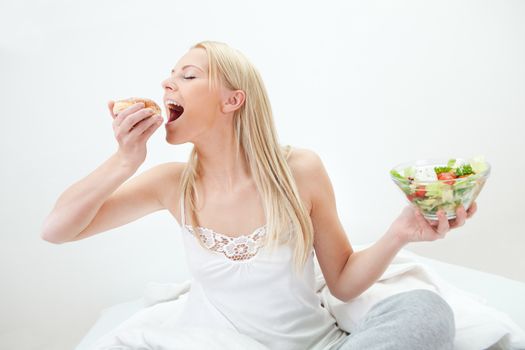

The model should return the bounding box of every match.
[184,76,195,80]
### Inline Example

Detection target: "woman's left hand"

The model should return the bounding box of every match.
[389,202,478,244]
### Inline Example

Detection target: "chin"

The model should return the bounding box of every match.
[165,132,190,146]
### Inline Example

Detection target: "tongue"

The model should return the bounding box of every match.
[169,108,183,122]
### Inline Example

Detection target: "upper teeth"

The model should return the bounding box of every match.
[166,99,182,107]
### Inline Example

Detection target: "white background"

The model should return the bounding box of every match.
[1,0,524,349]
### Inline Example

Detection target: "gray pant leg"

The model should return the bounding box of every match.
[333,289,455,350]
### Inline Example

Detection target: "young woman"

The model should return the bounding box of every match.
[41,40,477,350]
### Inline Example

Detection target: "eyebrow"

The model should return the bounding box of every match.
[171,64,204,74]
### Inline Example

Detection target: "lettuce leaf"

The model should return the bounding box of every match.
[425,182,446,197]
[390,169,408,183]
[455,164,474,177]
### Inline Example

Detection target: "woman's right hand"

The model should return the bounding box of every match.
[108,100,164,168]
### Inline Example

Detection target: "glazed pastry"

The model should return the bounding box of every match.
[113,97,161,116]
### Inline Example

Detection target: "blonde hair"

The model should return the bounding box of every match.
[178,41,313,274]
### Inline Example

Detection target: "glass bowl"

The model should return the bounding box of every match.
[390,157,491,221]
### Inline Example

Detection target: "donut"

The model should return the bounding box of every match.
[112,97,161,116]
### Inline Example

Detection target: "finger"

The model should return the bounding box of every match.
[130,115,161,137]
[115,102,145,127]
[451,205,467,228]
[108,100,116,119]
[137,115,163,141]
[466,201,477,218]
[436,210,450,236]
[121,107,155,132]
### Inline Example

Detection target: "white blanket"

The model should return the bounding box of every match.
[91,247,525,350]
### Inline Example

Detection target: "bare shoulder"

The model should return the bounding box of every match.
[287,146,325,183]
[155,161,186,174]
[287,147,323,171]
[286,147,326,212]
[151,161,186,208]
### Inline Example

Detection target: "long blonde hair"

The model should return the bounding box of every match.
[178,41,313,274]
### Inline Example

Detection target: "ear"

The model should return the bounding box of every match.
[221,89,245,114]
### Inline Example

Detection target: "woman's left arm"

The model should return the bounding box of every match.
[300,149,477,303]
[335,202,476,302]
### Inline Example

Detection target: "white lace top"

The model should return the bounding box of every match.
[184,224,267,261]
[170,196,348,350]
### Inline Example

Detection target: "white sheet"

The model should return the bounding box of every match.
[79,246,525,350]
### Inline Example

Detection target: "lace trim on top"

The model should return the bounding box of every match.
[185,224,267,261]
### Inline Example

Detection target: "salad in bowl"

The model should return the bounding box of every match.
[390,156,490,220]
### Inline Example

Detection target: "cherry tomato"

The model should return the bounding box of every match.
[415,185,426,198]
[437,172,456,185]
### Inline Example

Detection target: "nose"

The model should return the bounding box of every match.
[161,78,177,91]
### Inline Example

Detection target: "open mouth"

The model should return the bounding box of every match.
[168,105,184,123]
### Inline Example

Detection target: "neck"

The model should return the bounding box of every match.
[193,121,252,193]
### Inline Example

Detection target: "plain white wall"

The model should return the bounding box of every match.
[1,0,524,349]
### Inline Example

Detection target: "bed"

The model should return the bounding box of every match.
[75,248,525,350]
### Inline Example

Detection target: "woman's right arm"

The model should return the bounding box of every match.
[40,157,179,243]
[41,153,139,243]
[41,100,166,243]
